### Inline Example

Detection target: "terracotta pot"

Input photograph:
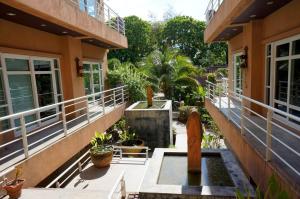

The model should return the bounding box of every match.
[3,179,25,199]
[121,139,145,155]
[90,150,113,168]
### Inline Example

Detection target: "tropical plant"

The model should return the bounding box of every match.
[108,61,148,102]
[235,175,290,199]
[202,132,222,149]
[139,48,202,101]
[108,16,154,63]
[114,118,137,142]
[90,132,112,155]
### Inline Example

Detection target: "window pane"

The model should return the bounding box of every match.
[0,106,10,130]
[83,73,92,95]
[83,64,90,72]
[93,64,99,72]
[55,70,62,94]
[292,39,300,55]
[5,58,29,71]
[276,43,289,57]
[289,109,300,125]
[8,75,34,113]
[267,44,271,56]
[0,70,6,105]
[275,60,288,102]
[266,88,270,105]
[34,60,51,71]
[274,103,287,118]
[54,59,59,69]
[35,74,54,107]
[290,59,300,107]
[93,73,100,84]
[266,58,271,86]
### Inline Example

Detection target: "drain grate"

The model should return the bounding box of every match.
[127,193,140,199]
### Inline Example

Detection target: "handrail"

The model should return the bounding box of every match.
[0,85,128,172]
[205,0,224,23]
[205,80,300,177]
[67,0,125,35]
[107,170,126,199]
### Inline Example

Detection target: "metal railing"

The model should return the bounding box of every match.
[68,0,125,35]
[205,79,300,177]
[0,85,128,172]
[205,0,224,23]
[113,146,150,160]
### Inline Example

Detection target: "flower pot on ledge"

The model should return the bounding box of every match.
[3,179,25,199]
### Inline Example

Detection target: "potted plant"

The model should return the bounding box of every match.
[2,168,24,199]
[115,118,144,154]
[90,131,113,168]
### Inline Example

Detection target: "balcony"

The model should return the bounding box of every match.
[205,79,300,196]
[0,86,128,173]
[0,0,127,48]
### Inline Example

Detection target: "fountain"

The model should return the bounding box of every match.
[125,86,172,149]
[139,110,255,198]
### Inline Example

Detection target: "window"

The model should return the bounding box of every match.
[268,35,300,129]
[233,53,243,98]
[83,61,104,102]
[0,53,63,134]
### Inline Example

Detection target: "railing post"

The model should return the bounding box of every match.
[20,114,29,158]
[241,99,246,135]
[218,84,222,109]
[266,109,273,161]
[146,148,149,160]
[86,98,90,123]
[102,93,105,114]
[122,87,125,103]
[113,90,116,108]
[227,95,231,120]
[55,181,60,188]
[121,175,126,198]
[107,9,111,27]
[213,84,216,102]
[61,104,68,137]
[78,162,82,173]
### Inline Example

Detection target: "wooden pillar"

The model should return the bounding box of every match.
[187,111,203,173]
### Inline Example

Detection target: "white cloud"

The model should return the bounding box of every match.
[105,0,209,21]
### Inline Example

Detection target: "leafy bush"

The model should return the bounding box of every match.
[207,73,216,83]
[90,132,112,155]
[108,62,148,102]
[178,106,197,123]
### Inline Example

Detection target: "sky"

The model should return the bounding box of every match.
[105,0,210,21]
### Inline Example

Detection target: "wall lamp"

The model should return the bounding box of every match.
[240,46,248,68]
[75,57,84,77]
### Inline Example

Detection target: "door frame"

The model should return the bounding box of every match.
[233,52,244,98]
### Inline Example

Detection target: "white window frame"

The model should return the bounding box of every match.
[0,53,64,136]
[269,34,300,130]
[233,52,243,99]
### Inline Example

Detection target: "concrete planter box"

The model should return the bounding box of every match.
[125,100,173,149]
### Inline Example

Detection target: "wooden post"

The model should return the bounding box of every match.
[146,86,153,107]
[187,111,202,173]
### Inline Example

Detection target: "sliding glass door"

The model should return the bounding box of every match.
[0,54,63,134]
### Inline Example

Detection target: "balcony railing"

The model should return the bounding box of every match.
[68,0,125,35]
[205,79,300,179]
[0,85,128,172]
[205,0,224,23]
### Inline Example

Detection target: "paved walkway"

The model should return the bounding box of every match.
[173,120,187,150]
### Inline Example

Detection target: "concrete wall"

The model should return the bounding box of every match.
[125,101,173,149]
[205,99,299,199]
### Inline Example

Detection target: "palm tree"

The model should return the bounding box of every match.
[138,48,202,100]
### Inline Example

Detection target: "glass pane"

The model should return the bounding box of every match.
[36,74,55,119]
[5,58,29,71]
[93,64,99,72]
[54,59,59,69]
[289,109,300,125]
[235,55,242,92]
[0,106,10,130]
[290,59,300,107]
[8,75,34,113]
[266,58,271,86]
[267,44,271,56]
[34,60,51,71]
[276,43,289,57]
[0,71,6,105]
[55,70,61,94]
[93,73,100,84]
[275,60,288,102]
[292,39,300,55]
[83,64,90,72]
[83,73,92,95]
[266,88,270,105]
[275,103,287,118]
